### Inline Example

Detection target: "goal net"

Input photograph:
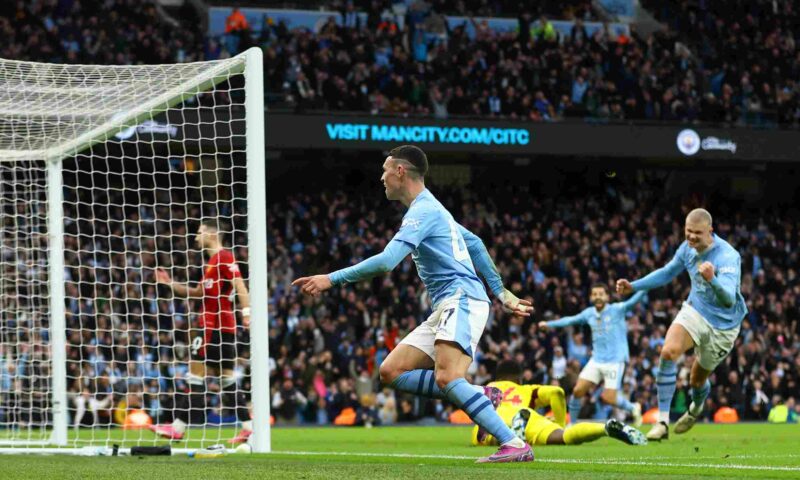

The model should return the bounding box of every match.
[0,48,269,454]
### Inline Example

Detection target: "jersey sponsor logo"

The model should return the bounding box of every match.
[402,217,421,230]
[718,266,736,274]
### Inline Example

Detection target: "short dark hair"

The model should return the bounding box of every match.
[591,283,609,294]
[388,145,428,178]
[201,220,220,232]
[495,360,522,383]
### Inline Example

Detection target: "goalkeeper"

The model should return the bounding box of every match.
[150,221,253,445]
[471,361,646,447]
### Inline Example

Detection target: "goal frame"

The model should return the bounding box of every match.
[0,47,270,454]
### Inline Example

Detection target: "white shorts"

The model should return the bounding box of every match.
[578,359,626,390]
[399,290,489,359]
[674,303,740,371]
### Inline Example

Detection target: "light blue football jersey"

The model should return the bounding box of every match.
[632,234,747,330]
[393,189,490,308]
[548,291,645,363]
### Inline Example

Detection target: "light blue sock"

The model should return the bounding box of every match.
[568,395,582,423]
[690,380,710,416]
[444,378,515,445]
[615,392,635,412]
[390,369,443,399]
[656,359,677,422]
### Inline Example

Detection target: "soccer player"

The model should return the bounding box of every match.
[538,284,645,426]
[471,361,646,447]
[617,208,747,440]
[292,145,535,463]
[150,221,254,444]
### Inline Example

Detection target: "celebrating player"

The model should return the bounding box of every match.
[617,208,747,441]
[470,361,646,447]
[538,284,645,426]
[150,221,254,444]
[292,145,535,463]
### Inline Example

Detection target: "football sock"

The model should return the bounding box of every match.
[175,374,206,429]
[689,380,710,416]
[222,376,251,425]
[444,378,520,446]
[390,369,444,399]
[656,359,677,424]
[568,395,582,424]
[615,392,635,412]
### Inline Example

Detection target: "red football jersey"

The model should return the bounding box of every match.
[200,249,241,333]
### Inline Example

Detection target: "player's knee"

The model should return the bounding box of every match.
[572,385,587,398]
[378,362,400,386]
[660,345,681,362]
[688,375,707,389]
[434,369,459,391]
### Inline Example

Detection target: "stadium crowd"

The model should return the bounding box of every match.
[2,0,798,126]
[1,163,799,428]
[264,171,800,426]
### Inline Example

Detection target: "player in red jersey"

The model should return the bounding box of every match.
[150,221,253,444]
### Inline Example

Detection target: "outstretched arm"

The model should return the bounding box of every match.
[540,310,589,329]
[156,269,203,298]
[329,239,414,285]
[292,239,414,297]
[621,290,646,311]
[458,224,533,317]
[630,251,684,292]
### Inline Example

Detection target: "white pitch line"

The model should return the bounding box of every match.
[272,450,800,472]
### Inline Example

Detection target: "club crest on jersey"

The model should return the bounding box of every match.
[402,217,421,230]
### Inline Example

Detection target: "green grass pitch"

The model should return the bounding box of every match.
[1,424,799,479]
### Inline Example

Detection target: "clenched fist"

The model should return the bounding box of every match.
[698,262,715,282]
[616,279,633,295]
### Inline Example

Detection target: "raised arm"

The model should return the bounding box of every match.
[630,249,684,292]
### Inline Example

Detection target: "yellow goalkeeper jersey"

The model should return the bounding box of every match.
[487,381,567,427]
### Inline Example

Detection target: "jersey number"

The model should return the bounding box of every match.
[190,336,203,355]
[448,219,470,262]
[503,387,522,406]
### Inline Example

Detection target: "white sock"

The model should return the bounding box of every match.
[502,437,526,448]
[172,418,187,433]
[658,411,669,424]
[242,420,253,431]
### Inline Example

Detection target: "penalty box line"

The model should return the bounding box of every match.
[273,450,800,472]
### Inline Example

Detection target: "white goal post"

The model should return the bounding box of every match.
[0,48,269,454]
